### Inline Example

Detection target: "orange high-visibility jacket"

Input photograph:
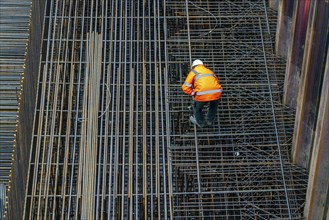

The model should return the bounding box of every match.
[182,65,222,102]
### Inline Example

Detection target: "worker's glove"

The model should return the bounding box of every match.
[191,91,195,96]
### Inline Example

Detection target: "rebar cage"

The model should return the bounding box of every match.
[22,0,308,219]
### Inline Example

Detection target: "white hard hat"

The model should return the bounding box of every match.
[191,59,203,68]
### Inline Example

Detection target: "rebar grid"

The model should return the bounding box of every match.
[24,0,169,219]
[0,0,31,186]
[166,0,307,219]
[22,0,308,219]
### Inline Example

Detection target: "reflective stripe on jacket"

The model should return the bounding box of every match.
[182,65,222,102]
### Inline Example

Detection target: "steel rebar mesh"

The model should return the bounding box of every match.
[166,0,307,219]
[21,0,308,219]
[24,0,170,219]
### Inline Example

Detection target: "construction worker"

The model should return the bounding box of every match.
[182,59,223,127]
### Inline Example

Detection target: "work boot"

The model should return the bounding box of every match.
[190,115,203,128]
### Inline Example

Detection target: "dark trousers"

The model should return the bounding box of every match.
[193,100,219,126]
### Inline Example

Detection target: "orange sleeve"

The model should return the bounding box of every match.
[215,74,222,89]
[214,73,219,83]
[182,71,196,95]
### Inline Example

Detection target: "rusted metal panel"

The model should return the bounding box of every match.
[269,0,280,11]
[275,0,296,57]
[283,0,312,108]
[304,50,329,220]
[292,0,329,169]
